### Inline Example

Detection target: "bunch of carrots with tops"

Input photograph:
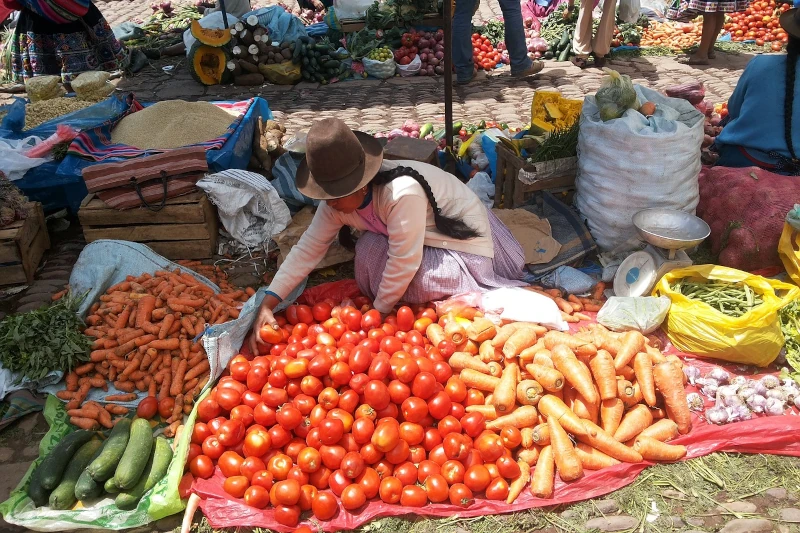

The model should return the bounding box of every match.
[56,269,254,436]
[432,310,691,502]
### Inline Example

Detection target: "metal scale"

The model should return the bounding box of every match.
[614,208,711,297]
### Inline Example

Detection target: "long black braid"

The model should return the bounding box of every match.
[337,165,480,251]
[784,36,800,164]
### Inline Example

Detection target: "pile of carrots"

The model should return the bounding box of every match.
[56,269,254,435]
[174,260,251,295]
[442,315,690,499]
[524,282,606,325]
[640,20,703,49]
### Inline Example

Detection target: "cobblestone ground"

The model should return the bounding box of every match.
[0,0,789,531]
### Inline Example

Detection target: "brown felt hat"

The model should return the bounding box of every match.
[780,8,800,40]
[295,118,384,200]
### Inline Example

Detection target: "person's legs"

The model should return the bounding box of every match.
[688,11,720,63]
[497,0,536,74]
[708,13,724,57]
[452,0,479,83]
[571,0,594,66]
[591,0,618,61]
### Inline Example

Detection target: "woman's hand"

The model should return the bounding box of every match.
[248,296,280,355]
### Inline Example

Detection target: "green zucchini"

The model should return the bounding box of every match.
[27,468,51,507]
[115,437,174,510]
[87,418,131,482]
[419,123,434,138]
[558,28,570,49]
[74,444,106,501]
[453,121,463,132]
[314,42,330,51]
[49,439,103,510]
[114,418,153,490]
[37,430,95,490]
[104,477,120,494]
[323,59,340,69]
[557,46,570,62]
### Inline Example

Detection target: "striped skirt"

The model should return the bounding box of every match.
[355,210,528,305]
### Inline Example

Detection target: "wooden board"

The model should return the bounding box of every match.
[339,14,443,32]
[146,240,215,260]
[83,223,212,242]
[384,137,439,165]
[78,192,208,226]
[0,203,50,285]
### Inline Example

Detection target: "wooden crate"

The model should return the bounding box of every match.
[384,137,439,165]
[0,202,50,286]
[339,13,443,32]
[494,143,576,209]
[78,192,219,260]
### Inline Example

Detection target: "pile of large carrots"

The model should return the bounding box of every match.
[56,269,254,435]
[441,315,690,500]
[640,20,703,49]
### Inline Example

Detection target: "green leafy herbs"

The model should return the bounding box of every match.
[475,20,505,46]
[780,299,800,375]
[0,293,93,383]
[528,120,579,163]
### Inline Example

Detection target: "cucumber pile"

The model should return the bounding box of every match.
[545,28,575,61]
[28,418,173,511]
[293,36,348,84]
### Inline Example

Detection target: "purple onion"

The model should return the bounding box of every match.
[706,368,731,384]
[747,394,767,413]
[765,397,785,416]
[760,375,781,389]
[683,365,701,385]
[687,392,704,412]
[705,406,729,425]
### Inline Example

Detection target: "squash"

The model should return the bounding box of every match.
[529,119,555,135]
[190,19,232,47]
[189,43,229,85]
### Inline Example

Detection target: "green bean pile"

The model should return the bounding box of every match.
[671,280,764,317]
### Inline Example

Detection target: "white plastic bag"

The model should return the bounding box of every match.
[618,0,642,24]
[183,12,239,55]
[575,85,704,252]
[0,136,50,181]
[363,57,397,79]
[197,169,292,250]
[467,171,495,209]
[333,0,374,19]
[481,288,568,331]
[396,55,421,77]
[596,296,671,334]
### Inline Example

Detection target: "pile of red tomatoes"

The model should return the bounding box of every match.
[183,301,524,527]
[724,0,792,49]
[472,33,502,71]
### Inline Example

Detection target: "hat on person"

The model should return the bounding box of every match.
[780,7,800,40]
[295,118,384,200]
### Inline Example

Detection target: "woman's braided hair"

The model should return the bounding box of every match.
[337,165,480,250]
[784,35,800,163]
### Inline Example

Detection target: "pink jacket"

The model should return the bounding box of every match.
[268,160,494,313]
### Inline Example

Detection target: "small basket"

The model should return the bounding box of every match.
[494,143,577,208]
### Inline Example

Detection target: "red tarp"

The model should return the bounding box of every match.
[193,283,800,531]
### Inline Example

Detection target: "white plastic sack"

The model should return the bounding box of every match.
[0,136,49,181]
[597,296,671,334]
[396,55,422,77]
[183,12,239,56]
[481,288,568,331]
[363,57,397,79]
[575,85,704,252]
[467,171,495,209]
[618,0,642,23]
[333,0,373,19]
[197,169,292,249]
[0,366,61,402]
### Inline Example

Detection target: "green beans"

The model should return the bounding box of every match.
[671,280,764,318]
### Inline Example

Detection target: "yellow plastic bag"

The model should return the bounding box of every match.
[258,61,302,85]
[653,265,800,367]
[779,222,800,286]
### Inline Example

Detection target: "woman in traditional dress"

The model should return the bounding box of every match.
[249,118,527,349]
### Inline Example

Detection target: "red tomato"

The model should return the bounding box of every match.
[261,387,288,407]
[268,453,293,480]
[352,417,375,445]
[224,475,250,498]
[385,439,410,464]
[253,403,276,427]
[496,456,522,479]
[379,476,403,504]
[312,302,333,322]
[230,360,251,382]
[411,372,437,400]
[319,418,345,445]
[357,467,380,499]
[240,456,266,481]
[295,447,321,473]
[423,428,443,452]
[312,490,338,520]
[230,405,254,428]
[464,464,491,492]
[423,473,449,503]
[401,396,428,423]
[320,445,346,470]
[475,433,505,462]
[187,443,202,463]
[269,425,292,448]
[251,470,274,491]
[270,479,301,506]
[136,396,158,420]
[219,451,245,478]
[341,484,367,510]
[396,306,415,332]
[417,460,441,483]
[243,485,269,508]
[398,422,424,445]
[443,433,472,462]
[158,397,175,419]
[460,412,486,438]
[449,483,474,507]
[485,477,509,500]
[361,309,382,330]
[202,435,225,460]
[371,421,400,452]
[197,397,221,422]
[427,391,452,420]
[189,455,214,479]
[217,420,245,447]
[309,466,332,490]
[392,461,418,486]
[277,405,303,430]
[274,504,301,527]
[441,460,465,485]
[363,380,390,410]
[192,422,213,445]
[400,485,428,507]
[216,388,242,412]
[388,380,411,404]
[341,451,366,479]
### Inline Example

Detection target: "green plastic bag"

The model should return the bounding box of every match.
[595,68,639,121]
[0,396,186,530]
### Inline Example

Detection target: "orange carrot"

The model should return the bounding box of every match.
[181,316,196,337]
[185,359,210,382]
[56,390,75,400]
[591,281,606,301]
[478,341,503,363]
[647,345,668,364]
[168,303,196,314]
[426,324,447,347]
[507,460,531,504]
[589,350,617,401]
[70,417,99,430]
[464,405,498,420]
[492,323,528,348]
[554,296,574,314]
[115,304,134,330]
[503,327,539,359]
[633,436,687,462]
[532,350,554,368]
[532,423,550,445]
[466,318,497,343]
[147,338,181,351]
[105,404,129,415]
[525,363,564,392]
[613,331,646,371]
[575,443,620,470]
[183,378,199,394]
[617,379,634,400]
[105,393,137,402]
[520,427,534,449]
[516,380,544,406]
[516,447,539,466]
[113,340,137,358]
[617,365,636,381]
[600,398,625,435]
[613,404,653,442]
[65,372,80,391]
[485,405,539,430]
[634,352,657,406]
[135,295,157,328]
[170,359,188,397]
[537,395,587,436]
[492,363,518,413]
[449,353,491,374]
[571,387,599,424]
[549,416,583,481]
[460,369,501,392]
[158,314,176,340]
[653,362,692,434]
[543,332,597,357]
[67,407,100,419]
[530,445,555,499]
[159,372,172,401]
[167,297,206,309]
[113,381,136,393]
[576,421,643,463]
[551,345,598,405]
[567,294,583,312]
[638,419,679,442]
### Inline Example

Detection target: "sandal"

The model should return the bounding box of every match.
[571,56,593,69]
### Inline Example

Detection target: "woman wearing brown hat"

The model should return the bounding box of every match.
[714,7,800,174]
[249,118,527,349]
